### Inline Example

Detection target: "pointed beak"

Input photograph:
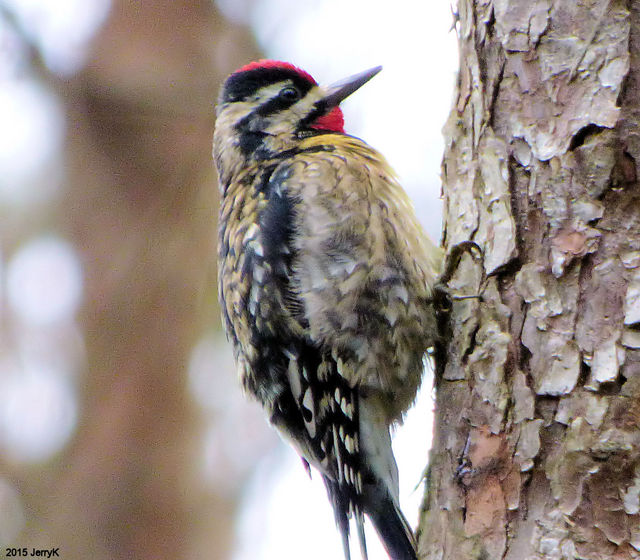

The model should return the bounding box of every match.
[321,65,383,108]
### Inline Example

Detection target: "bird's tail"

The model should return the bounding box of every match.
[364,482,417,560]
[359,396,418,560]
[324,473,417,560]
[323,476,353,560]
[320,386,418,560]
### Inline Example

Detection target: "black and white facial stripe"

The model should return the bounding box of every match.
[221,66,315,104]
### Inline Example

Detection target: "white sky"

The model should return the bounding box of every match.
[3,0,111,75]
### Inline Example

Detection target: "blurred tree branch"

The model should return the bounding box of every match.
[11,2,262,559]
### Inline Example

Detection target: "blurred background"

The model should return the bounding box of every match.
[0,1,456,559]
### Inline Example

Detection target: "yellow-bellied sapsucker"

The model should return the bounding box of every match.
[214,60,442,560]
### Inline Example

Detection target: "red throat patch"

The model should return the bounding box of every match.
[311,107,345,133]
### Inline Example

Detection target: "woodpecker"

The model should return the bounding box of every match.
[214,60,442,560]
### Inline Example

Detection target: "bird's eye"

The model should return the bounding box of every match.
[280,87,301,101]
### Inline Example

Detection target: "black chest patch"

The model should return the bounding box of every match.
[259,165,294,275]
[237,164,300,397]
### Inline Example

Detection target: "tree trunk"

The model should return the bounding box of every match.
[418,0,640,558]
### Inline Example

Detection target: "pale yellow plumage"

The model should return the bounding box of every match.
[283,134,442,421]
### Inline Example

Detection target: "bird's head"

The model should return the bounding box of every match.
[213,60,381,184]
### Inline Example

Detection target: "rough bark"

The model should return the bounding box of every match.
[419,0,640,558]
